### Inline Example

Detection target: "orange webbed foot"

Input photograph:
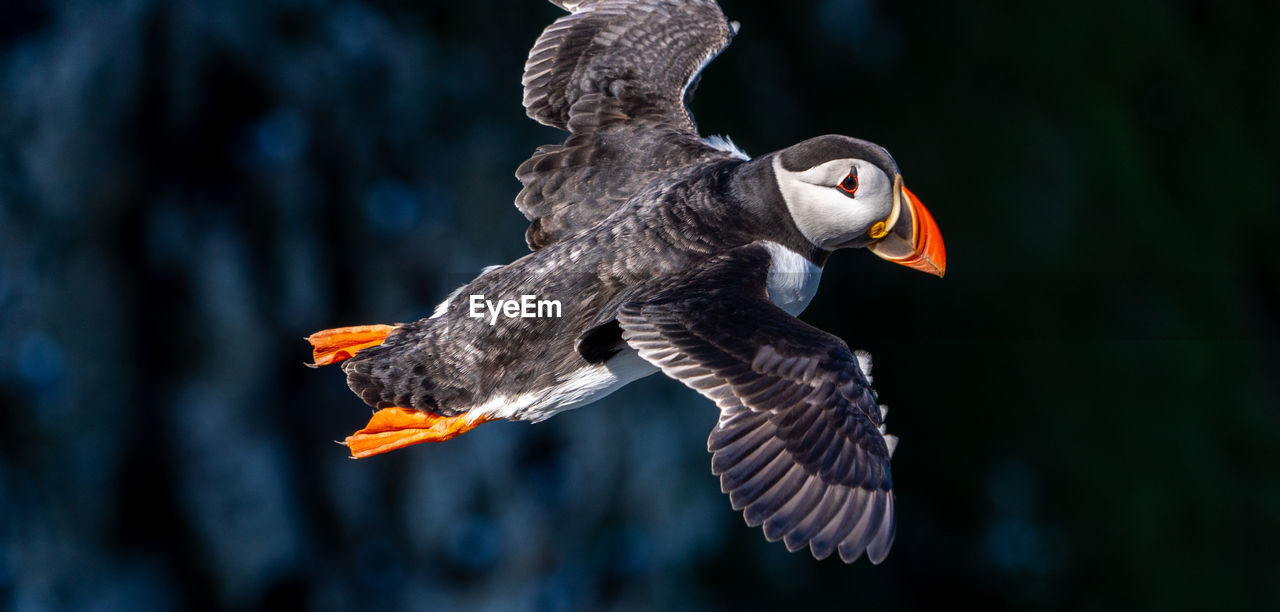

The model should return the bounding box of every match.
[307,324,397,366]
[345,407,496,458]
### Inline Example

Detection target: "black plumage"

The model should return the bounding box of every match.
[314,0,943,565]
[615,245,895,562]
[517,0,737,249]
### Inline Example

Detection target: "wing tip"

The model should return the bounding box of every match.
[723,472,898,564]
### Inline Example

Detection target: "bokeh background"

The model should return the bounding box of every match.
[2,0,1277,610]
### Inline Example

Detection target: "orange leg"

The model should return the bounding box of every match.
[345,406,496,459]
[307,324,397,366]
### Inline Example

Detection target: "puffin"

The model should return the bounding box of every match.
[308,0,945,564]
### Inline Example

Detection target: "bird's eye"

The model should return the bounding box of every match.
[837,170,859,197]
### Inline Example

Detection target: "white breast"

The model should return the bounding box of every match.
[761,241,823,316]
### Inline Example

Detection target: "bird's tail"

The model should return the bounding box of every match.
[306,324,397,367]
[306,323,496,458]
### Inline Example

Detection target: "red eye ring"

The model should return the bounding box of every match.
[838,173,859,196]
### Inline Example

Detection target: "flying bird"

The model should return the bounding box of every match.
[309,0,944,564]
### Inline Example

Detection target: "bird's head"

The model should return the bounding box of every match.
[774,135,946,277]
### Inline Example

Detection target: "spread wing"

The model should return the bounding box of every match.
[517,0,744,250]
[614,244,899,563]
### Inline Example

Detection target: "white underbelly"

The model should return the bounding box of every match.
[466,347,659,423]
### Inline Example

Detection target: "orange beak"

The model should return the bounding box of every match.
[868,177,946,277]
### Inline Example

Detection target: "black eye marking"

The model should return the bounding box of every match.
[837,167,859,197]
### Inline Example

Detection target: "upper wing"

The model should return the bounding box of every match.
[525,0,735,132]
[516,0,744,250]
[613,244,899,563]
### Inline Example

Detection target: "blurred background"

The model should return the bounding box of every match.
[2,0,1277,610]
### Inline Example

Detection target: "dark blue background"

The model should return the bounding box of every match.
[1,0,1277,609]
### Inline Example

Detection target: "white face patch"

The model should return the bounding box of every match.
[773,156,895,250]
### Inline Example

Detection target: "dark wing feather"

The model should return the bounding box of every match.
[615,244,899,563]
[525,0,733,131]
[517,0,742,250]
